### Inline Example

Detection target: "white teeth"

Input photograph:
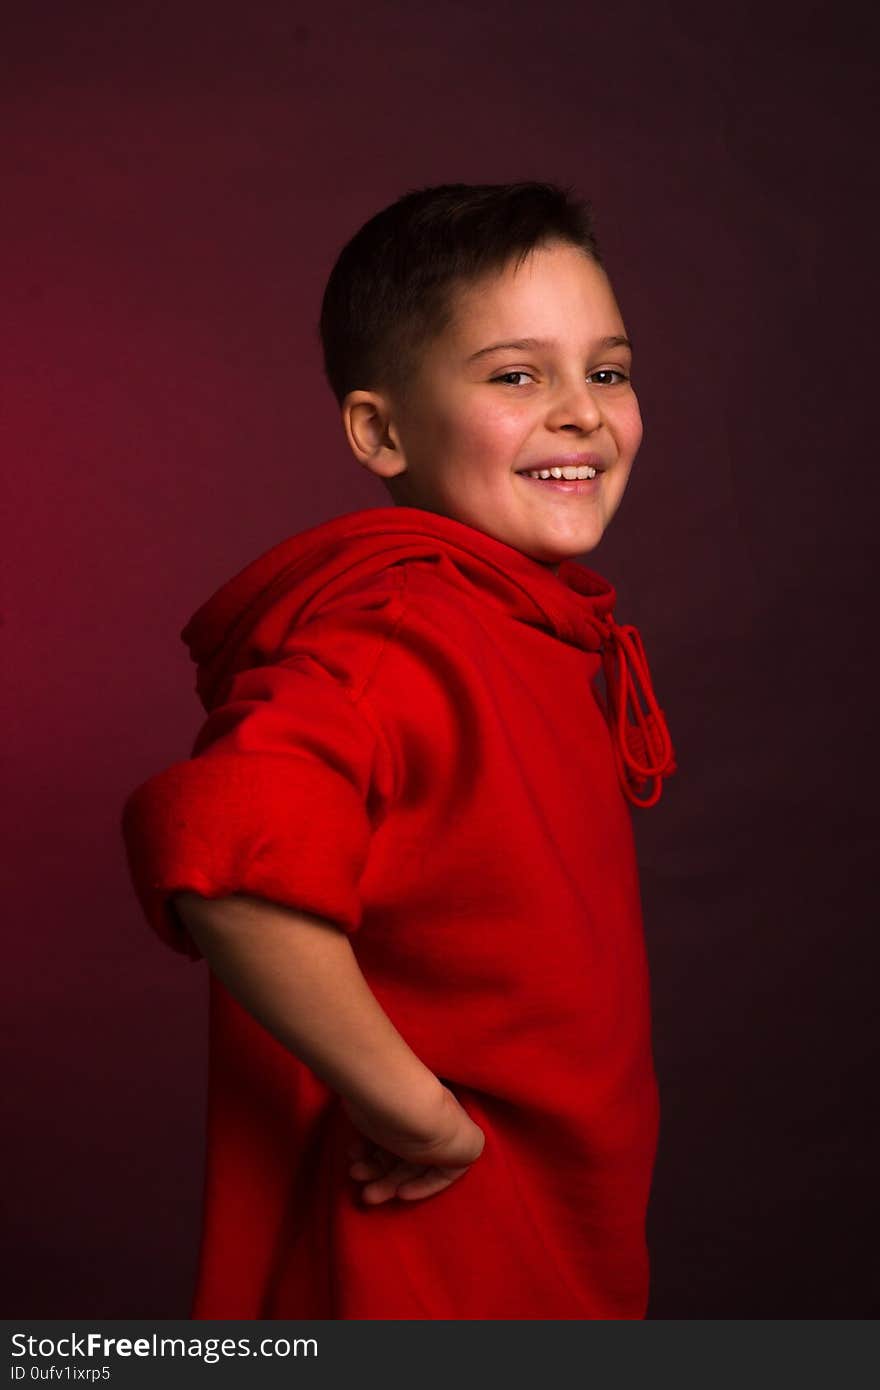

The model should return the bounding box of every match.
[523,465,598,480]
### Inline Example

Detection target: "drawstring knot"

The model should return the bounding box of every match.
[598,616,678,808]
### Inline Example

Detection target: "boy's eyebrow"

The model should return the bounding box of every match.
[466,334,633,363]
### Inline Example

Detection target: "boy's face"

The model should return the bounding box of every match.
[344,239,643,569]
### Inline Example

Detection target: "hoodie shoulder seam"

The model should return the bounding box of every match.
[339,565,409,806]
[346,564,410,706]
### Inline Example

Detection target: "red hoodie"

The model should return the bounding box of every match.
[121,504,677,1320]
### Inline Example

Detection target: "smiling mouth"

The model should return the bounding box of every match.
[519,465,598,480]
[516,466,602,495]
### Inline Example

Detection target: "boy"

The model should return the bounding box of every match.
[121,181,677,1320]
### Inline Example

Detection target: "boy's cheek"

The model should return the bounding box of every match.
[453,402,516,446]
[619,400,644,456]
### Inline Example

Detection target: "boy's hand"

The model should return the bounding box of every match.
[174,893,482,1204]
[342,1084,485,1204]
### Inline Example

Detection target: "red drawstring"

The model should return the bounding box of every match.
[599,617,678,808]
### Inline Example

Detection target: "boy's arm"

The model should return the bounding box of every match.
[172,891,484,1203]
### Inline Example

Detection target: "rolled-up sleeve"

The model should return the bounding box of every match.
[120,653,393,960]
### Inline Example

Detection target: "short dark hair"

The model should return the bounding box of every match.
[317,181,603,406]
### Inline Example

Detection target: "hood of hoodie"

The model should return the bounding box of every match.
[180,505,677,807]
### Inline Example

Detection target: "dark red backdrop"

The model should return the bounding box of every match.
[3,1,876,1318]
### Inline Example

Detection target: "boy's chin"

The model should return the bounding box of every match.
[523,527,608,565]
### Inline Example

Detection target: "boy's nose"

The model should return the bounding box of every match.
[545,380,603,433]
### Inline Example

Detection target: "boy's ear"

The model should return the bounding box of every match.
[341,390,408,480]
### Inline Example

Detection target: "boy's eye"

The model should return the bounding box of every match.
[588,369,630,385]
[490,370,534,387]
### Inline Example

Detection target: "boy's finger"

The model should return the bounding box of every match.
[359,1160,424,1204]
[347,1137,388,1163]
[349,1158,385,1180]
[396,1166,469,1201]
[348,1137,393,1172]
[349,1142,396,1180]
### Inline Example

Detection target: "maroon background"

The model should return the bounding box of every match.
[3,2,876,1318]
